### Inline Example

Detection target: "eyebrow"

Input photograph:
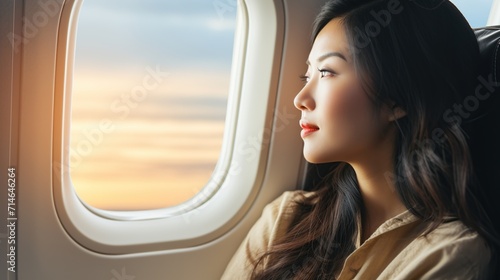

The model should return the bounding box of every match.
[306,51,348,65]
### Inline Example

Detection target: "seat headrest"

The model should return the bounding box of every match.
[475,26,500,84]
[470,26,500,235]
[470,25,500,148]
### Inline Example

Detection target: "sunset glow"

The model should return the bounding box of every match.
[70,70,229,210]
[70,0,236,211]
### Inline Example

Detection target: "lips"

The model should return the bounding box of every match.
[300,121,319,138]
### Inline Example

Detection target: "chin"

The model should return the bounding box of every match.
[303,147,344,164]
[304,153,335,164]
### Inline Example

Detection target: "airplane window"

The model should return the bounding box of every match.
[450,0,494,27]
[70,0,237,211]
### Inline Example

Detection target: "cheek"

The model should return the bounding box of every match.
[321,81,374,134]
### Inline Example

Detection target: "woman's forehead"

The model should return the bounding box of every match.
[309,18,352,64]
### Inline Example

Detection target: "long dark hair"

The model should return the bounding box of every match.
[252,0,498,279]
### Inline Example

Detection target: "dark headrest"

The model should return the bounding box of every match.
[469,26,500,164]
[475,26,500,84]
[470,26,500,151]
[470,26,500,234]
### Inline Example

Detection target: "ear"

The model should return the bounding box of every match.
[387,104,407,122]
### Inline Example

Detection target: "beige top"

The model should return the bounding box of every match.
[222,191,492,279]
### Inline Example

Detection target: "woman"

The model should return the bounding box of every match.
[222,0,499,279]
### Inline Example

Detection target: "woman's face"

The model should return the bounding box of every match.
[294,18,395,164]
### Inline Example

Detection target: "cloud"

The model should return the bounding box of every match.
[75,0,237,71]
[130,95,227,121]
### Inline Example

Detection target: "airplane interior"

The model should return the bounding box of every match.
[1,0,499,279]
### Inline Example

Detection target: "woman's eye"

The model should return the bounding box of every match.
[318,69,335,78]
[299,69,334,83]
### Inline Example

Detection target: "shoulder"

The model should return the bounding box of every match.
[255,190,315,243]
[432,219,492,271]
[425,218,491,261]
[240,190,316,256]
[263,190,314,219]
[398,218,493,279]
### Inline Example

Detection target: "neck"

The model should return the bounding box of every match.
[354,163,406,243]
[349,132,406,243]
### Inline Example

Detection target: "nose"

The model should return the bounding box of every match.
[294,84,315,111]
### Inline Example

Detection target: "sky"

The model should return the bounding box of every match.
[70,0,237,210]
[70,0,495,211]
[450,0,494,27]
